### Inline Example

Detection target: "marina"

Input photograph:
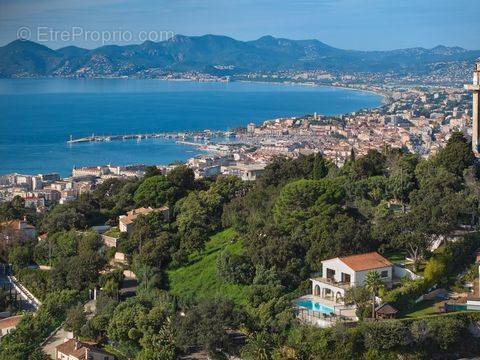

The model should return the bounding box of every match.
[67,130,236,144]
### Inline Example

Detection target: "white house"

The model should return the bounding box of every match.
[56,339,115,360]
[311,252,393,304]
[0,218,36,245]
[118,206,170,233]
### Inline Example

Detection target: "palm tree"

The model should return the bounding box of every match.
[364,270,384,319]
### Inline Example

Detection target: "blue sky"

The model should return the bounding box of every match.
[0,0,478,50]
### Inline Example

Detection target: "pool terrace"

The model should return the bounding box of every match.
[294,295,357,327]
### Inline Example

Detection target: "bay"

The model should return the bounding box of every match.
[0,79,382,176]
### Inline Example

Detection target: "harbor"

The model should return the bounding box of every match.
[66,130,236,144]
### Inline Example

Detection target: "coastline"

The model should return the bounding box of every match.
[6,75,390,106]
[233,79,390,107]
[0,77,385,176]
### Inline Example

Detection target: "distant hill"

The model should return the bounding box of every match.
[0,34,479,78]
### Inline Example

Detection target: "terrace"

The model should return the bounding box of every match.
[295,295,357,328]
[296,252,395,327]
[310,276,350,303]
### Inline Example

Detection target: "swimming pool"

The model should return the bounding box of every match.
[295,299,334,315]
[447,304,480,312]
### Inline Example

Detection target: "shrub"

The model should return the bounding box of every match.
[363,321,412,350]
[216,250,254,285]
[410,316,467,351]
[382,279,427,311]
[423,256,447,286]
[15,268,51,301]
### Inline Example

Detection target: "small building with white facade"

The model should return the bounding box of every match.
[55,339,115,360]
[119,206,170,234]
[296,252,394,327]
[311,252,393,304]
[0,315,22,338]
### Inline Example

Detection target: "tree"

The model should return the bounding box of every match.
[176,190,221,253]
[42,204,86,233]
[174,298,244,356]
[133,262,164,292]
[364,271,384,319]
[34,231,78,266]
[210,174,247,203]
[107,300,148,349]
[65,304,87,337]
[312,153,328,180]
[423,256,447,286]
[0,196,26,221]
[81,294,118,341]
[216,249,255,285]
[259,154,319,187]
[410,164,469,236]
[134,175,174,207]
[306,212,372,270]
[166,165,195,193]
[137,232,173,269]
[73,193,103,226]
[273,179,344,233]
[121,212,170,256]
[388,154,419,210]
[0,290,79,360]
[353,149,386,179]
[435,131,475,176]
[144,166,163,178]
[77,231,103,255]
[102,278,120,300]
[8,245,32,268]
[241,332,272,360]
[394,230,430,272]
[93,178,127,206]
[65,253,106,291]
[344,286,371,319]
[136,317,176,360]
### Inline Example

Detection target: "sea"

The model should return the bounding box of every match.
[0,79,382,176]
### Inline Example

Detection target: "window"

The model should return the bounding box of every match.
[380,270,388,278]
[326,268,336,279]
[341,273,351,284]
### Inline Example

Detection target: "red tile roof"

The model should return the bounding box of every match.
[339,252,392,272]
[56,339,111,359]
[0,315,22,330]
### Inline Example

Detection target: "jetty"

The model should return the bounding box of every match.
[67,130,236,145]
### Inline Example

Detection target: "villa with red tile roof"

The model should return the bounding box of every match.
[311,252,393,304]
[0,315,22,338]
[295,252,395,327]
[55,339,115,360]
[0,218,36,244]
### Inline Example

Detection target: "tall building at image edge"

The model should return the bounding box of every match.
[465,61,480,155]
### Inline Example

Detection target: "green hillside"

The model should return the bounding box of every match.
[167,229,250,306]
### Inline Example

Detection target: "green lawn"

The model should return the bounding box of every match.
[384,250,408,264]
[401,299,441,318]
[104,227,121,238]
[167,229,251,306]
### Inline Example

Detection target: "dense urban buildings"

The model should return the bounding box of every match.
[1,70,476,214]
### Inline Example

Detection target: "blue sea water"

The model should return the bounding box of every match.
[0,79,382,176]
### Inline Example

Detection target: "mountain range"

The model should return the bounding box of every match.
[0,34,479,78]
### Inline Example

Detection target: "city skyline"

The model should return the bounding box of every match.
[0,0,479,50]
